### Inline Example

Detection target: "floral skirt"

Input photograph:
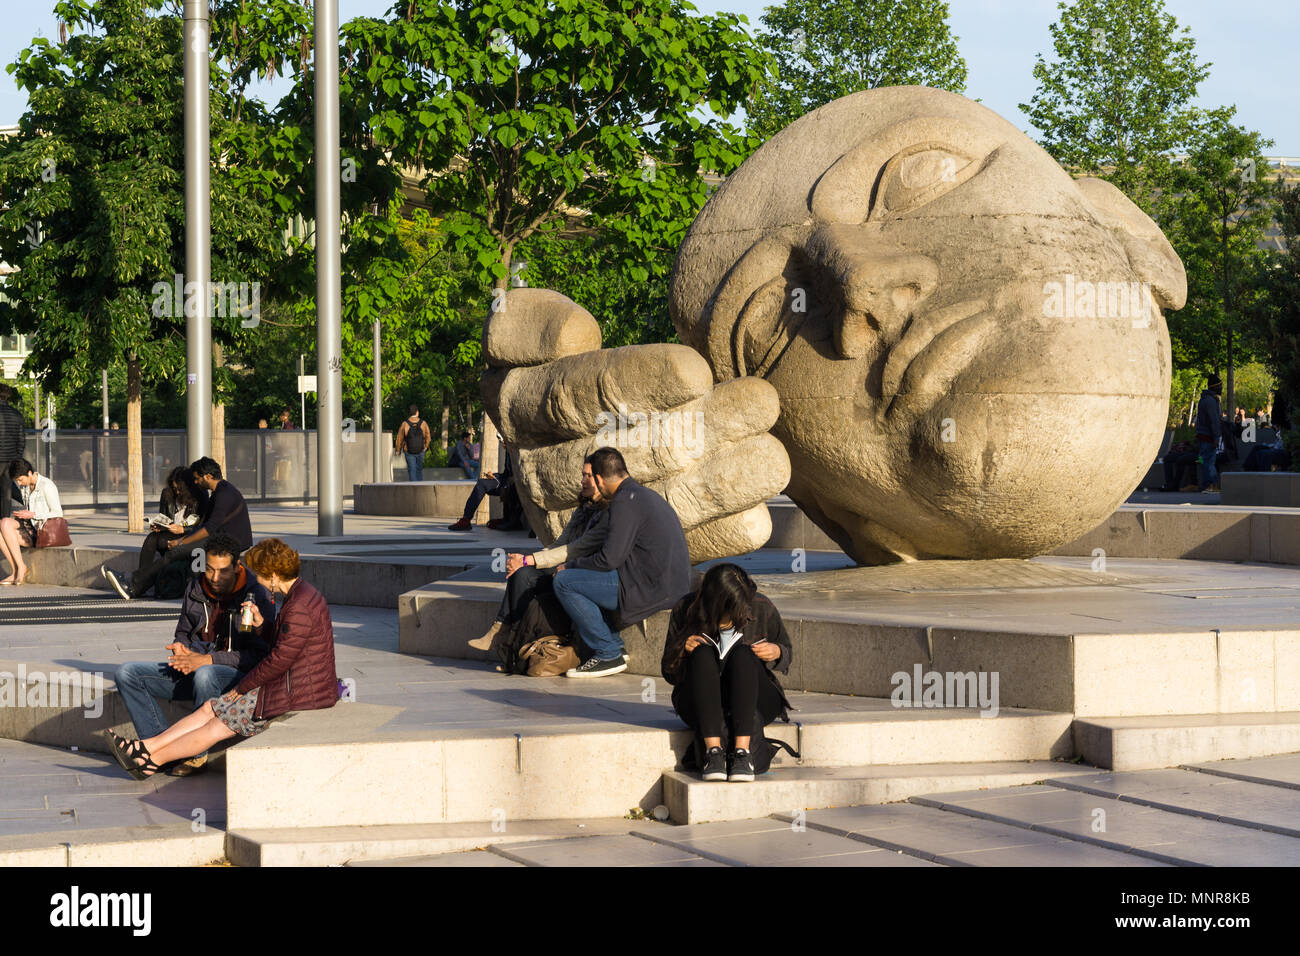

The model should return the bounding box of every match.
[209,687,270,737]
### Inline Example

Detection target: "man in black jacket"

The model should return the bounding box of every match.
[554,447,691,678]
[111,533,274,773]
[0,384,27,583]
[0,384,25,523]
[104,456,253,600]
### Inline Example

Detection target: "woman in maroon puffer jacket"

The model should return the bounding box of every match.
[107,537,337,779]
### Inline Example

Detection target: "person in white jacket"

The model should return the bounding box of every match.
[1,458,63,585]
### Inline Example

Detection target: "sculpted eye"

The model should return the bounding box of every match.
[870,146,978,220]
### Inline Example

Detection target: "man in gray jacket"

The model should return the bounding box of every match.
[554,447,691,678]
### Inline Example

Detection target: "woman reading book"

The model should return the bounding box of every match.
[135,467,207,587]
[661,563,793,782]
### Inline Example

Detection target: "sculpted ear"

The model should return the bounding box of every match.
[1075,177,1187,311]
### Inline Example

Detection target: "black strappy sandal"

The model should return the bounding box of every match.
[107,732,161,780]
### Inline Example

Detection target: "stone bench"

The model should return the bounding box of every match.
[353,480,490,522]
[1221,472,1300,507]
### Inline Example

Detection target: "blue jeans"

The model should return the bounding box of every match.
[1197,440,1218,491]
[553,568,622,661]
[405,452,424,481]
[114,661,241,739]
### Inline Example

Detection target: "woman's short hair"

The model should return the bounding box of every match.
[685,562,757,636]
[244,538,301,580]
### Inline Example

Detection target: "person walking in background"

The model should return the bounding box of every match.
[1196,374,1224,493]
[553,446,691,678]
[395,404,433,482]
[111,533,275,775]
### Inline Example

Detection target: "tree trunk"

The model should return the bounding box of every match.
[440,397,449,451]
[211,343,227,473]
[1226,330,1236,428]
[126,354,144,533]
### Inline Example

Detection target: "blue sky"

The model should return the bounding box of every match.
[2,0,1295,154]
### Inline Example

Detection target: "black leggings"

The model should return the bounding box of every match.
[672,647,782,741]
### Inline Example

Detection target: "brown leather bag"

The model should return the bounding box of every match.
[517,636,580,677]
[36,517,72,548]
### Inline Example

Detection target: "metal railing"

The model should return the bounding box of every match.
[20,429,389,508]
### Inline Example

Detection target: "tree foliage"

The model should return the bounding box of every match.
[1020,0,1209,214]
[747,0,966,141]
[340,0,768,291]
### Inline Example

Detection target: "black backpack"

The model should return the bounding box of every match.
[403,418,427,454]
[498,591,574,675]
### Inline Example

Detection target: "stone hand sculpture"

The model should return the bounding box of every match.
[480,288,792,562]
[670,86,1185,563]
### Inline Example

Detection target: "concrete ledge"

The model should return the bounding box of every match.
[0,827,227,867]
[353,480,486,520]
[226,818,637,867]
[1054,506,1300,565]
[1221,472,1300,507]
[663,761,1101,825]
[1074,712,1300,771]
[16,545,469,609]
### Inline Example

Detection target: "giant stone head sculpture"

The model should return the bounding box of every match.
[669,86,1186,563]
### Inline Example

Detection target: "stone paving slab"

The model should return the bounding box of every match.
[785,803,1165,866]
[1187,753,1300,789]
[911,785,1300,866]
[1048,769,1300,837]
[350,850,526,867]
[491,833,726,867]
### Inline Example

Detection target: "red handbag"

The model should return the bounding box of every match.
[36,517,72,548]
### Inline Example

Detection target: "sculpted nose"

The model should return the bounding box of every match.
[806,224,939,358]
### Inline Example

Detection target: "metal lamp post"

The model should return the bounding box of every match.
[183,0,211,461]
[315,0,344,536]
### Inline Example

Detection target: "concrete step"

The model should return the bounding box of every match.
[398,565,1300,717]
[222,699,1073,830]
[0,827,227,867]
[772,802,1167,867]
[662,760,1102,825]
[912,780,1300,866]
[226,817,643,867]
[1046,767,1300,838]
[1075,713,1300,770]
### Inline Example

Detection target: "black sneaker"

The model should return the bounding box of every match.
[102,566,133,601]
[701,747,728,781]
[728,748,755,782]
[565,656,628,679]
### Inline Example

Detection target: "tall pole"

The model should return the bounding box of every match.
[315,0,343,536]
[372,319,383,483]
[184,0,211,459]
[101,368,109,429]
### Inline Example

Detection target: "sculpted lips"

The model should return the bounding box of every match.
[880,298,991,417]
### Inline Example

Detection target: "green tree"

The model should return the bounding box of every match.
[1164,109,1274,419]
[1252,178,1300,448]
[747,0,966,141]
[1020,0,1209,214]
